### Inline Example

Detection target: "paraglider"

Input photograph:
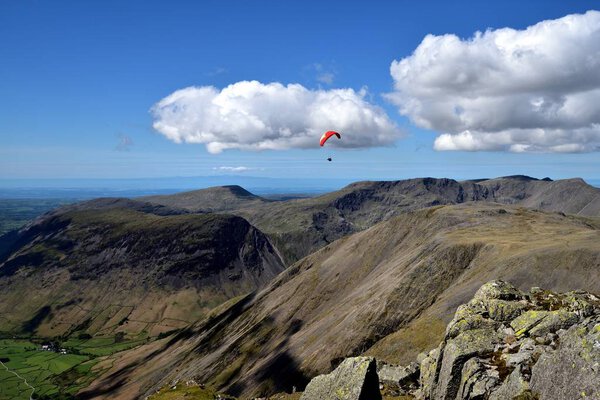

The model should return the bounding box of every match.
[319,131,341,147]
[320,131,341,161]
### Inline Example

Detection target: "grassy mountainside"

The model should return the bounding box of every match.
[0,205,285,339]
[81,203,600,399]
[141,185,269,213]
[143,176,600,263]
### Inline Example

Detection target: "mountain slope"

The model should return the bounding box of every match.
[141,185,269,213]
[0,205,285,338]
[477,175,600,215]
[81,203,600,399]
[143,176,600,263]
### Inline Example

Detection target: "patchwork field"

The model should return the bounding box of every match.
[0,335,151,400]
[0,199,75,236]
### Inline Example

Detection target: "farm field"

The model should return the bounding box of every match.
[0,335,151,400]
[0,199,75,236]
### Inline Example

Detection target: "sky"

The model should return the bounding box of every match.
[1,0,600,185]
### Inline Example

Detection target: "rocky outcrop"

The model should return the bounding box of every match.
[414,281,600,399]
[300,357,381,400]
[303,281,600,400]
[529,317,600,399]
[377,361,419,396]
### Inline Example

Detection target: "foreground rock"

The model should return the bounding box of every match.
[303,281,600,400]
[415,281,600,399]
[300,356,381,400]
[377,361,419,396]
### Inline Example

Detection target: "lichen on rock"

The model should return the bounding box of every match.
[300,281,600,400]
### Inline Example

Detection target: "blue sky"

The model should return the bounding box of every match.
[1,0,599,184]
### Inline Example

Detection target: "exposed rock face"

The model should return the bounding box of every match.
[413,281,600,399]
[300,357,381,400]
[529,316,600,399]
[0,207,285,337]
[298,280,600,399]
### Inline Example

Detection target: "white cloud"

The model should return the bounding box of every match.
[311,63,336,85]
[213,166,258,173]
[151,81,401,153]
[388,10,600,153]
[317,72,335,85]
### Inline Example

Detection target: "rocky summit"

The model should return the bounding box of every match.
[300,280,600,400]
[417,281,600,399]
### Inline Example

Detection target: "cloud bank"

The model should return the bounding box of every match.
[152,81,401,153]
[388,10,600,153]
[213,166,258,173]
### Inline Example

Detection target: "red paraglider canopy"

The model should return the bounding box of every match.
[319,131,341,146]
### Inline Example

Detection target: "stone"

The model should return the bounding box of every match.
[445,303,498,339]
[377,361,419,394]
[504,350,533,368]
[519,338,536,352]
[530,317,600,399]
[488,367,532,400]
[433,328,501,400]
[510,309,579,338]
[418,346,440,400]
[485,299,528,322]
[562,291,598,317]
[533,336,551,345]
[473,280,524,302]
[502,326,515,336]
[528,309,579,337]
[300,356,381,400]
[456,358,500,400]
[510,310,549,337]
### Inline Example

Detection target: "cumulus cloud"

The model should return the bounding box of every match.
[213,166,258,173]
[388,10,600,152]
[151,80,400,153]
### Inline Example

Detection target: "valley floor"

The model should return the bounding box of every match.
[0,335,149,400]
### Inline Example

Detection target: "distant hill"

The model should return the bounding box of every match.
[144,176,600,263]
[475,175,600,215]
[141,185,269,212]
[0,203,284,338]
[81,203,600,399]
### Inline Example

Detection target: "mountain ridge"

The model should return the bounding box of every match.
[142,176,600,263]
[141,185,269,213]
[80,202,600,399]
